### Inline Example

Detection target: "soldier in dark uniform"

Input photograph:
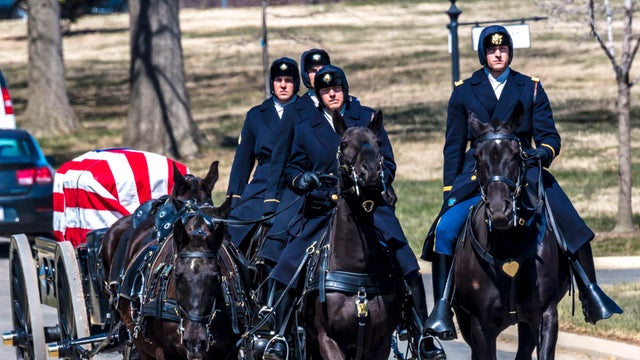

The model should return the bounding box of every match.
[263,65,445,360]
[259,49,332,275]
[225,57,300,249]
[421,25,622,341]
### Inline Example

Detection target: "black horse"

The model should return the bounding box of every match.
[302,111,403,359]
[451,108,571,359]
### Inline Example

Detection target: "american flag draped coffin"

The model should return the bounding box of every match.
[52,148,188,246]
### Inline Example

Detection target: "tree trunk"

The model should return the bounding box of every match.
[23,0,78,136]
[614,78,635,231]
[126,0,202,159]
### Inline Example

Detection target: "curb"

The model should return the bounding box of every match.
[501,326,640,360]
[594,256,640,270]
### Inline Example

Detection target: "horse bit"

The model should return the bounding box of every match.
[336,143,386,213]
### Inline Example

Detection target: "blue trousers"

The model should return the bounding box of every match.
[434,195,481,255]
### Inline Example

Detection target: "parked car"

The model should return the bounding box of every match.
[0,0,127,21]
[0,128,54,237]
[0,0,26,20]
[0,69,16,129]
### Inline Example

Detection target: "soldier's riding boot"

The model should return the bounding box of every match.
[572,243,622,324]
[263,285,293,360]
[425,253,457,340]
[407,273,446,360]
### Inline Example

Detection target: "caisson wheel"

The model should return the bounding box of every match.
[8,233,46,360]
[54,240,90,358]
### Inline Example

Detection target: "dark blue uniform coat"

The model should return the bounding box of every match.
[421,69,594,261]
[227,97,290,247]
[270,100,419,286]
[259,93,316,262]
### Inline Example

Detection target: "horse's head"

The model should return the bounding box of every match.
[170,161,219,207]
[173,209,225,360]
[334,111,386,208]
[470,103,525,230]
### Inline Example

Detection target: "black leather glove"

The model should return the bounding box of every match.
[292,172,321,193]
[523,147,551,162]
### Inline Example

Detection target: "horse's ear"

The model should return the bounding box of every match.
[172,163,188,195]
[369,111,383,134]
[213,196,233,219]
[333,110,347,135]
[173,218,188,248]
[508,101,524,131]
[468,111,488,135]
[202,161,219,195]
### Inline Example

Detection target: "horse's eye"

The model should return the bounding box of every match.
[340,142,347,150]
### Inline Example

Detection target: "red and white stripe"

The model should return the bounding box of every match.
[53,148,188,247]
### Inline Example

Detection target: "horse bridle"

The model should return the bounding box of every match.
[337,144,386,213]
[473,133,527,229]
[174,210,222,351]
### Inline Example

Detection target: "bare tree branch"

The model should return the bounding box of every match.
[589,0,620,71]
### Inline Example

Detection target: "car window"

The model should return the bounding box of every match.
[0,138,32,158]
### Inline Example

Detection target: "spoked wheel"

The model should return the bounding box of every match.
[54,240,90,358]
[7,233,47,360]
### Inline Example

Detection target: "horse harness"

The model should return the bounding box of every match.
[473,132,528,231]
[337,142,388,213]
[459,132,548,325]
[126,206,249,348]
[302,176,399,360]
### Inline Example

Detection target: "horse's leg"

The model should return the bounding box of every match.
[514,323,535,360]
[536,306,560,360]
[467,316,498,360]
[454,309,474,353]
[316,330,346,360]
[369,333,393,360]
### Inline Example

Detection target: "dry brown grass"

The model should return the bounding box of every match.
[0,0,638,217]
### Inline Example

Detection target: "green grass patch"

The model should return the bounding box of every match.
[392,179,640,257]
[558,283,640,345]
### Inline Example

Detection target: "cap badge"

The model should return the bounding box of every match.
[312,54,322,62]
[279,63,288,71]
[491,33,503,45]
[322,73,332,84]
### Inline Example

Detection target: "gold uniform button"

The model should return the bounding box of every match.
[471,175,477,181]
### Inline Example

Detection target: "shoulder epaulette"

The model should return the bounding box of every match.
[454,80,464,87]
[531,76,540,83]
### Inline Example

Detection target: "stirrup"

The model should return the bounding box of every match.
[263,335,289,360]
[417,334,446,360]
[424,299,457,340]
[580,283,623,324]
